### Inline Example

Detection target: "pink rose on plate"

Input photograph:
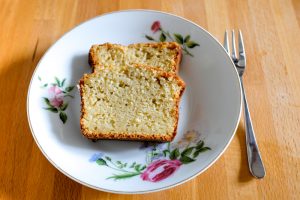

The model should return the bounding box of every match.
[151,21,161,33]
[141,159,181,182]
[48,85,64,107]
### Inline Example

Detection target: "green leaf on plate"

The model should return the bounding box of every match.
[96,158,107,166]
[169,148,180,160]
[129,162,136,168]
[186,41,200,48]
[54,77,61,87]
[43,97,52,107]
[59,103,68,111]
[193,150,200,158]
[140,165,147,171]
[44,107,58,113]
[174,33,184,44]
[160,33,166,42]
[134,164,141,171]
[200,147,211,152]
[153,152,159,156]
[196,140,204,150]
[107,172,140,180]
[116,161,122,165]
[61,78,66,87]
[59,112,67,123]
[180,155,195,164]
[181,147,194,157]
[184,35,190,43]
[163,149,170,157]
[65,86,75,92]
[64,94,74,98]
[105,156,112,161]
[145,35,154,41]
[193,147,211,158]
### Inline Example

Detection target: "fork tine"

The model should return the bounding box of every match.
[238,30,246,65]
[224,30,230,55]
[231,30,238,62]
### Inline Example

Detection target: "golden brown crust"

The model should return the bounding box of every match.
[174,43,182,72]
[88,45,98,71]
[81,130,174,142]
[79,65,185,142]
[79,76,88,137]
[88,42,182,73]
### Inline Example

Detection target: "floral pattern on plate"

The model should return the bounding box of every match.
[38,76,75,124]
[145,21,200,57]
[90,130,211,182]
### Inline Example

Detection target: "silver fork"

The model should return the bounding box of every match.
[224,30,266,178]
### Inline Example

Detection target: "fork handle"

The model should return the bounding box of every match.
[240,79,266,178]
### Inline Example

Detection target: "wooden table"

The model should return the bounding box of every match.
[1,0,299,199]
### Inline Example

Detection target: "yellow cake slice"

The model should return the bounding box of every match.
[89,42,181,73]
[79,65,185,141]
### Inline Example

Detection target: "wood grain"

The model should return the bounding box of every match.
[0,0,299,199]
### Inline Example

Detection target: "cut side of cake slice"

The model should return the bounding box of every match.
[89,42,181,73]
[79,65,185,141]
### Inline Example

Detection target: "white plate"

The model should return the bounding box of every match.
[27,10,242,194]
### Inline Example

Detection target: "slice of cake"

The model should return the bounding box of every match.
[79,65,185,141]
[89,42,181,73]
